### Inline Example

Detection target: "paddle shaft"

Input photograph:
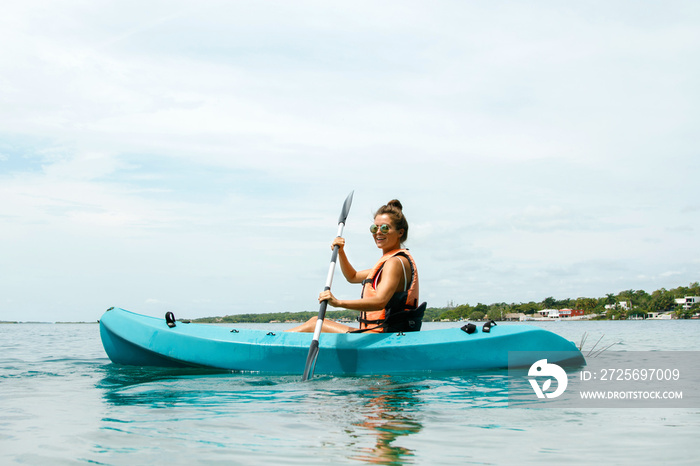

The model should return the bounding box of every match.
[314,223,345,337]
[302,192,353,381]
[302,223,345,381]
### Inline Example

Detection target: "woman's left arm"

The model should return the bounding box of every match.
[319,257,403,311]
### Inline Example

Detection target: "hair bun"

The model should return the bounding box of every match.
[387,199,403,211]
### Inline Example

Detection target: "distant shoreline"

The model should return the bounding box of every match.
[1,319,695,325]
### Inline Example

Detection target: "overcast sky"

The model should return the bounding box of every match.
[1,1,698,322]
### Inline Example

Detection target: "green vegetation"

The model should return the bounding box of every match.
[192,310,357,324]
[191,282,700,323]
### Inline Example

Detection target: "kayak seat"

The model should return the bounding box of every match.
[384,301,426,333]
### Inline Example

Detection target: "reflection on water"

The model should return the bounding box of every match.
[94,364,520,464]
[349,378,424,465]
[96,365,232,406]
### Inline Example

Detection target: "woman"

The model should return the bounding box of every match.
[287,199,423,333]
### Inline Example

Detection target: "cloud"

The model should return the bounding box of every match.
[1,1,698,321]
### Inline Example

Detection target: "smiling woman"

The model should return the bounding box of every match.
[286,199,425,334]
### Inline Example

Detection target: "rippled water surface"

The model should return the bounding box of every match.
[1,321,699,464]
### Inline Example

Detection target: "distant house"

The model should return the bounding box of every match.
[675,296,700,311]
[558,309,585,318]
[536,309,585,319]
[538,309,559,318]
[647,311,673,320]
[505,313,526,321]
[604,301,632,311]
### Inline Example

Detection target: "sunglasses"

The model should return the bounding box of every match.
[369,224,392,234]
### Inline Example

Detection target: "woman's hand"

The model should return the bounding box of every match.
[319,290,341,307]
[331,237,345,251]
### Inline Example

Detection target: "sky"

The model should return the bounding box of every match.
[1,1,698,322]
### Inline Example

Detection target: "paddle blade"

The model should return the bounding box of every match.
[302,340,320,381]
[338,191,354,224]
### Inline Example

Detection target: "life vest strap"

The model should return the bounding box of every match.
[352,302,426,334]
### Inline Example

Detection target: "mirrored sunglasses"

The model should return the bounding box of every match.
[369,224,391,234]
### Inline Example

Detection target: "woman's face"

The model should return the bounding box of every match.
[371,214,403,251]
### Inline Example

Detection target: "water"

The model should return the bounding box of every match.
[1,320,699,464]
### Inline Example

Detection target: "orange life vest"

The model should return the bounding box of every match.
[357,249,420,333]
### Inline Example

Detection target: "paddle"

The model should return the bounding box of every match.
[302,191,354,381]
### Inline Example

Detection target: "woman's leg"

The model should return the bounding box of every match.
[285,316,356,333]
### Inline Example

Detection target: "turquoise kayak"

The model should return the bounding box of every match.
[99,307,585,375]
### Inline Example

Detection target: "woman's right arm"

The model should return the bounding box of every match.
[333,237,369,284]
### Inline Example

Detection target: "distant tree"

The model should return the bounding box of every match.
[424,307,442,322]
[618,289,635,300]
[438,309,461,321]
[675,286,688,298]
[689,282,700,296]
[575,297,598,313]
[605,293,616,306]
[468,311,485,321]
[542,297,557,309]
[474,303,489,314]
[513,302,541,315]
[487,304,508,321]
[454,304,473,320]
[671,282,700,299]
[675,301,699,319]
[632,290,651,309]
[649,288,675,312]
